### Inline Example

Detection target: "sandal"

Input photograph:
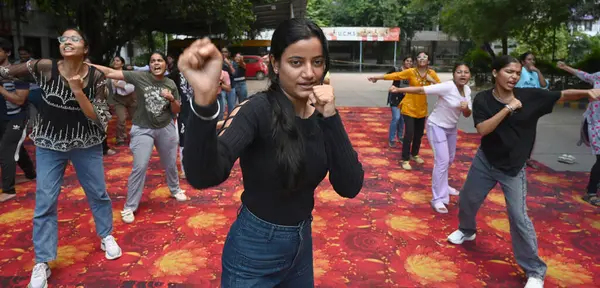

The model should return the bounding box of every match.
[583,193,600,207]
[431,202,448,214]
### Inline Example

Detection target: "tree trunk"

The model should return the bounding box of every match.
[482,42,496,59]
[147,31,156,52]
[501,36,508,56]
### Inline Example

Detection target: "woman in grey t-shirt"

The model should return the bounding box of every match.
[92,52,187,224]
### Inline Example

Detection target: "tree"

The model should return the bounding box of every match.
[33,0,261,64]
[513,25,570,61]
[306,0,333,27]
[413,0,600,59]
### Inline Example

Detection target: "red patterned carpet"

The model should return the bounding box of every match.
[0,107,599,287]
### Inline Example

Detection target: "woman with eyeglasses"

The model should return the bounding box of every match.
[368,51,440,170]
[91,52,186,224]
[389,62,472,214]
[0,28,123,288]
[447,55,600,288]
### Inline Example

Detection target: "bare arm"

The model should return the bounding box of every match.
[0,86,28,105]
[90,64,125,80]
[560,89,600,102]
[390,86,425,94]
[475,107,512,136]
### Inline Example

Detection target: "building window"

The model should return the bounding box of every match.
[584,21,593,31]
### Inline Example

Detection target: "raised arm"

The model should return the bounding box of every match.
[90,64,125,80]
[178,38,256,188]
[559,89,600,102]
[390,86,425,94]
[558,61,600,86]
[368,69,411,83]
[0,59,51,83]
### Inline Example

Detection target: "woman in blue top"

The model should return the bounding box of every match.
[516,52,548,169]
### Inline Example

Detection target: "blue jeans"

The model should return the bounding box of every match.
[234,81,248,103]
[458,149,547,279]
[33,144,113,263]
[389,106,404,142]
[222,88,237,116]
[221,205,314,287]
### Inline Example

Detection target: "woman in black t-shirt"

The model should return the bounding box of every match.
[178,19,364,286]
[386,56,412,148]
[446,55,600,288]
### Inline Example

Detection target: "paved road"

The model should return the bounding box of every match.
[246,73,592,173]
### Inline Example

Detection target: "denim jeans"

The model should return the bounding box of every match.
[221,205,314,287]
[222,88,238,116]
[234,81,248,103]
[33,144,113,263]
[458,148,547,279]
[389,106,404,143]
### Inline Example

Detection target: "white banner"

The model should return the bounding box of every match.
[256,27,401,42]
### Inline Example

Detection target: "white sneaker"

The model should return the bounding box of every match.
[401,161,412,170]
[411,155,425,164]
[101,235,122,260]
[28,263,50,288]
[447,229,476,244]
[172,190,188,201]
[121,209,134,223]
[449,186,460,196]
[524,277,544,288]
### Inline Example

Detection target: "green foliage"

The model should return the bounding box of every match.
[306,0,437,39]
[33,0,261,64]
[513,25,570,61]
[462,48,492,85]
[568,33,600,63]
[575,48,600,73]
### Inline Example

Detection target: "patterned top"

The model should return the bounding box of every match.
[0,59,110,152]
[579,70,600,154]
[384,68,441,118]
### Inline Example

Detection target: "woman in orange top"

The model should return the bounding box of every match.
[368,52,440,170]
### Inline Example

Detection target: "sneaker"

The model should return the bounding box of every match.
[401,161,412,170]
[449,186,460,196]
[101,235,122,260]
[121,209,135,223]
[524,277,544,288]
[411,155,425,164]
[447,229,476,244]
[0,193,16,202]
[28,263,50,288]
[388,141,396,148]
[172,190,188,201]
[106,149,117,156]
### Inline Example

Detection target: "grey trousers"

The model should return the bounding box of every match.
[124,121,181,212]
[458,148,547,279]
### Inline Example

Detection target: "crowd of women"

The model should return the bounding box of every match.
[0,17,598,288]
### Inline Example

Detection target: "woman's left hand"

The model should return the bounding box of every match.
[310,84,336,117]
[68,75,84,92]
[160,89,174,102]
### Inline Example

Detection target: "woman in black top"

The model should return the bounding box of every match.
[178,19,364,286]
[0,28,122,288]
[447,55,599,288]
[387,56,412,147]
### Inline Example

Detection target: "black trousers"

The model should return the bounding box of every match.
[0,118,35,194]
[587,155,600,195]
[401,114,426,161]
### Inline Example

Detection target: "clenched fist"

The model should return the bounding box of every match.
[309,85,336,117]
[178,38,223,106]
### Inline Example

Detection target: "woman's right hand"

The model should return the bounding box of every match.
[508,98,522,110]
[178,38,223,106]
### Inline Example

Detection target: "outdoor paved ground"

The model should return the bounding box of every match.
[246,73,593,173]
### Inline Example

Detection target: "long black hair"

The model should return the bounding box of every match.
[267,18,330,190]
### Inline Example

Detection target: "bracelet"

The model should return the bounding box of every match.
[505,104,514,112]
[190,99,220,121]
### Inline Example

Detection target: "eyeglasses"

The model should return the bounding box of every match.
[58,35,82,44]
[417,55,428,60]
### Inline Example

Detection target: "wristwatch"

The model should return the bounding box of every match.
[505,104,514,112]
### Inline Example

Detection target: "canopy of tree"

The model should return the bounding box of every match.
[25,0,305,63]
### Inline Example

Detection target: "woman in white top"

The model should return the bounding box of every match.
[390,63,472,213]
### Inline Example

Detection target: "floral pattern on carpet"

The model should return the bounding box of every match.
[0,107,599,287]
